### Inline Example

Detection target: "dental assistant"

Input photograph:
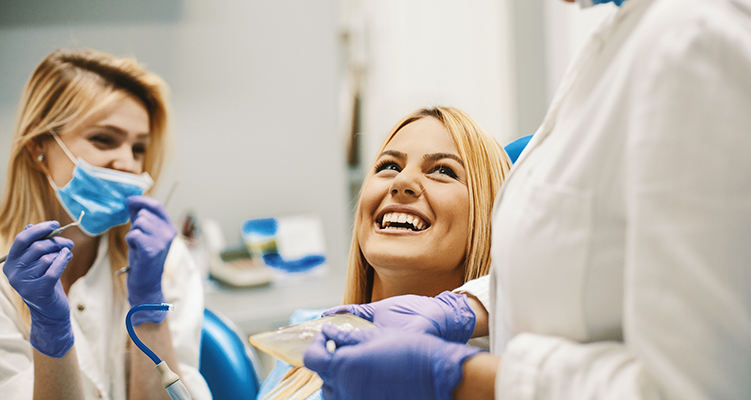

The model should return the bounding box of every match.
[0,49,210,400]
[303,0,751,399]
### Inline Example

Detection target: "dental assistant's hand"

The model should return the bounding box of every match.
[304,325,483,400]
[125,196,176,325]
[323,291,477,343]
[3,222,75,357]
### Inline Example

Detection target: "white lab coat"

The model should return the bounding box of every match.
[487,0,751,398]
[0,235,212,400]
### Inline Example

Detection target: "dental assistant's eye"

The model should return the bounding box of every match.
[374,160,401,173]
[429,165,458,179]
[90,135,116,148]
[132,143,147,156]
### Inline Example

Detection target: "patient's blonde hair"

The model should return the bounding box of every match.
[266,106,511,399]
[0,48,171,328]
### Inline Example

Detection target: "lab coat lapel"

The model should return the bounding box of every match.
[69,235,117,399]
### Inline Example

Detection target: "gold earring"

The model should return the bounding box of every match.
[37,154,44,162]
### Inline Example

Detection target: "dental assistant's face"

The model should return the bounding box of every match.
[357,117,470,287]
[40,95,151,188]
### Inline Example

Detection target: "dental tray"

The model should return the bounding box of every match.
[248,313,378,367]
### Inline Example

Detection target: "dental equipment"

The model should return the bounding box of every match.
[326,339,337,354]
[248,313,377,367]
[163,180,180,211]
[126,303,192,400]
[0,211,84,264]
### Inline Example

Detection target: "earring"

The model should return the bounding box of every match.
[37,154,44,162]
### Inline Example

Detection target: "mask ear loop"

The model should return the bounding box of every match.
[44,130,80,191]
[48,129,79,166]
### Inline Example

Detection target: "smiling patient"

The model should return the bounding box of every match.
[258,106,512,400]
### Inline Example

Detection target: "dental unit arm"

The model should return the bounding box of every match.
[126,304,192,400]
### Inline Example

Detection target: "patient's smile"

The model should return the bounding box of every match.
[380,212,428,231]
[356,116,469,277]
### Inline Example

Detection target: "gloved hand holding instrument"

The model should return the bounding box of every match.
[0,210,83,264]
[124,195,177,326]
[2,221,77,357]
[304,324,483,400]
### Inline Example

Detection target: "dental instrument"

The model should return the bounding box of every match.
[126,303,192,400]
[249,313,377,367]
[0,211,84,264]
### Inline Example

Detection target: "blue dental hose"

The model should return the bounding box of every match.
[126,304,192,400]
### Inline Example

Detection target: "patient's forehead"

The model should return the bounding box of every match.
[386,117,458,156]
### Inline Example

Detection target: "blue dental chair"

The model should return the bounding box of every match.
[504,134,533,164]
[199,309,262,400]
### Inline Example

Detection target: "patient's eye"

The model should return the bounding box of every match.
[428,165,458,180]
[375,160,401,174]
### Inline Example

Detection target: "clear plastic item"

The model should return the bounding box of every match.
[248,313,378,367]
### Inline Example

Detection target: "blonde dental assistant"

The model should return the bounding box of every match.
[0,49,210,400]
[303,0,751,399]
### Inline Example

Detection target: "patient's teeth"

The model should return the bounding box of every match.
[378,211,430,231]
[381,213,391,223]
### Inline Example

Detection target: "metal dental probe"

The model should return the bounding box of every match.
[0,211,85,264]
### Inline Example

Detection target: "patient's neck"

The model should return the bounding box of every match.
[370,267,464,302]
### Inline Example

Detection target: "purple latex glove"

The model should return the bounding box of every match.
[3,222,75,357]
[323,291,476,343]
[304,325,482,400]
[125,196,176,325]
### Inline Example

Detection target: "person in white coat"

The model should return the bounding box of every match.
[302,0,751,399]
[0,49,210,400]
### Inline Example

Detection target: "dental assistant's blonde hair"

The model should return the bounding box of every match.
[0,48,171,328]
[265,106,512,400]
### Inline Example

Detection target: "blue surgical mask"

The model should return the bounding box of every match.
[48,131,154,236]
[576,0,626,7]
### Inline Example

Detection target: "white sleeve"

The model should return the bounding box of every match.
[0,282,34,400]
[453,275,490,312]
[455,276,491,349]
[163,237,212,400]
[496,13,751,400]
